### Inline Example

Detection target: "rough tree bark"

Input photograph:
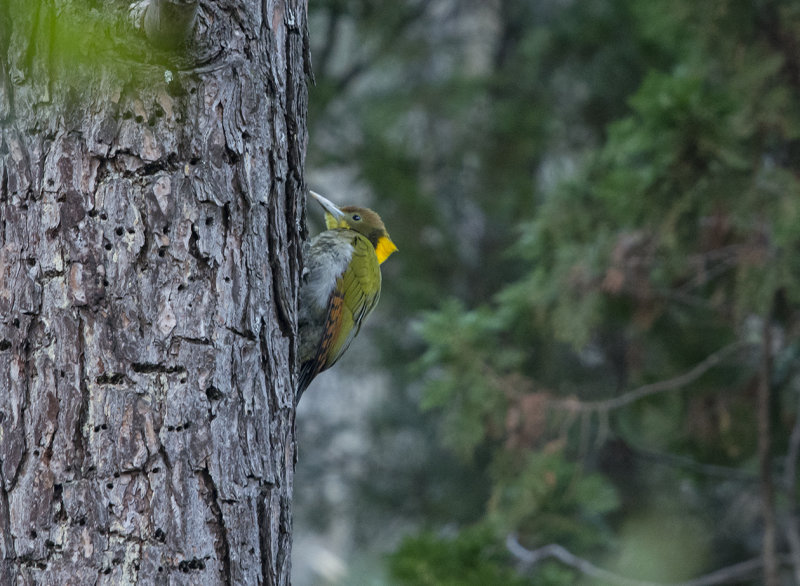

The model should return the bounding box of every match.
[0,0,307,583]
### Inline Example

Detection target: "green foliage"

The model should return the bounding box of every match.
[305,0,800,583]
[406,0,800,580]
[416,299,524,459]
[488,451,619,550]
[388,526,534,586]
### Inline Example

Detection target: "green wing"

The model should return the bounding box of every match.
[326,233,382,368]
[299,232,381,392]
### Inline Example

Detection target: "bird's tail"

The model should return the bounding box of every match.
[296,360,316,402]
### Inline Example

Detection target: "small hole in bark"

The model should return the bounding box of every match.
[93,425,100,432]
[158,248,166,257]
[167,425,175,432]
[154,528,166,542]
[106,482,113,489]
[157,566,163,573]
[151,467,161,474]
[101,423,108,430]
[29,530,37,539]
[127,227,135,234]
[163,223,171,233]
[78,517,86,526]
[189,156,200,165]
[205,216,213,226]
[27,258,36,266]
[33,449,40,457]
[183,421,191,429]
[103,279,109,287]
[60,370,65,378]
[100,212,108,221]
[115,227,124,236]
[45,539,55,549]
[13,318,19,328]
[103,567,111,575]
[0,340,10,351]
[88,209,98,218]
[104,242,112,251]
[113,471,120,478]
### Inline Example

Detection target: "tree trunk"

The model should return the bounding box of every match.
[0,1,307,584]
[758,318,778,586]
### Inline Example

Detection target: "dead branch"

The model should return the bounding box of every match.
[552,340,747,415]
[506,533,766,586]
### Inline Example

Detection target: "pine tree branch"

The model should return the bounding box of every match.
[506,534,767,586]
[630,446,757,482]
[552,340,747,414]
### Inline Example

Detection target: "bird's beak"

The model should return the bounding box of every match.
[309,191,345,220]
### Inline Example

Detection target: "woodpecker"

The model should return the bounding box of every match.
[297,191,398,398]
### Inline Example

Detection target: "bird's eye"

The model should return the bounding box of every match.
[352,214,361,221]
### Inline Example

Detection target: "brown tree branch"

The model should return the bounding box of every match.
[551,340,747,414]
[631,446,757,482]
[758,320,778,586]
[784,384,800,584]
[506,534,767,586]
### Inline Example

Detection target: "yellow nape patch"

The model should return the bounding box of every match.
[324,212,350,230]
[376,236,398,264]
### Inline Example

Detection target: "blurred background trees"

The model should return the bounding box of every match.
[295,1,800,584]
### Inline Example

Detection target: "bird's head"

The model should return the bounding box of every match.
[310,191,398,264]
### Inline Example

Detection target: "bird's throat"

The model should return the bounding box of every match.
[375,236,398,264]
